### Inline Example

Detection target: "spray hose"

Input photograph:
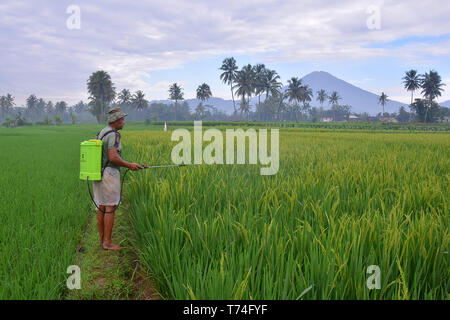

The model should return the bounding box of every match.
[87,163,190,214]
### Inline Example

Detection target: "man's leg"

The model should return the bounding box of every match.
[103,205,122,250]
[97,205,105,246]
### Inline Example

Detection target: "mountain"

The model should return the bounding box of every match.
[149,71,408,115]
[440,100,450,108]
[295,71,404,114]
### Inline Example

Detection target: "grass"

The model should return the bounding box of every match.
[0,123,161,299]
[0,125,95,299]
[66,207,159,300]
[124,128,449,299]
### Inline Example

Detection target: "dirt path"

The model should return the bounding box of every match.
[66,206,160,300]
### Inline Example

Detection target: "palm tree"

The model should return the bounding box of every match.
[118,89,132,106]
[316,89,327,106]
[5,93,15,112]
[239,97,250,120]
[300,85,313,120]
[316,89,327,120]
[402,70,421,122]
[378,92,388,115]
[421,70,445,123]
[261,69,282,121]
[195,102,206,120]
[55,101,67,115]
[132,90,148,112]
[196,83,212,103]
[168,83,184,121]
[74,101,87,113]
[26,94,38,120]
[263,69,282,99]
[402,70,421,105]
[87,70,116,123]
[45,101,54,116]
[253,64,266,120]
[219,57,238,114]
[0,93,15,120]
[328,91,341,121]
[232,65,255,120]
[285,77,303,121]
[271,89,287,121]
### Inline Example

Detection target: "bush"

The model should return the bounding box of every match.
[54,115,62,125]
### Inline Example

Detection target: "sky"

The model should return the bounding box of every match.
[1,0,450,107]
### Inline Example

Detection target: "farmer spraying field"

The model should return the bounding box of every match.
[92,107,143,250]
[80,108,197,251]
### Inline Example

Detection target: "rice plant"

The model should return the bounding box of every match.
[124,128,449,299]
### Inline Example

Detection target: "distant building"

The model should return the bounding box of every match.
[322,117,333,122]
[348,115,359,121]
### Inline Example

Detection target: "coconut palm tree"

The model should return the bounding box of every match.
[168,83,184,121]
[316,89,327,120]
[421,70,445,123]
[55,101,67,116]
[195,102,206,119]
[285,77,303,121]
[260,69,283,121]
[219,57,238,114]
[328,91,341,121]
[196,83,212,103]
[0,93,15,120]
[232,65,255,120]
[263,69,282,99]
[118,89,132,106]
[26,94,38,120]
[239,97,250,120]
[34,98,46,120]
[402,70,421,105]
[402,70,421,122]
[5,93,15,112]
[73,101,86,113]
[378,92,388,115]
[253,64,266,120]
[132,90,148,112]
[316,89,327,107]
[270,88,287,121]
[300,85,313,120]
[87,70,116,123]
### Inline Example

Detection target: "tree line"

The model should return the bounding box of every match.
[1,58,448,126]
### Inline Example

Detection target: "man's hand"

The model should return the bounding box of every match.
[108,149,144,171]
[128,163,144,171]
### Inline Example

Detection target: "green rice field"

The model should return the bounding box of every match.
[0,123,448,299]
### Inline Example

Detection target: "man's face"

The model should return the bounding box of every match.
[112,117,125,130]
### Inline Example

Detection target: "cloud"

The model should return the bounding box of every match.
[0,0,449,105]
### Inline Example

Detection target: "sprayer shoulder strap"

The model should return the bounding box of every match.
[96,129,117,175]
[97,129,116,141]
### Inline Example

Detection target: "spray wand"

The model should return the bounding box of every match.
[88,163,196,213]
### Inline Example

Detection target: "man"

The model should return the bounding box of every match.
[93,107,143,250]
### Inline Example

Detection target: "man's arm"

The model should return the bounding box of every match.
[108,149,143,171]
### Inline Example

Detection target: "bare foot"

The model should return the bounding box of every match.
[102,242,122,251]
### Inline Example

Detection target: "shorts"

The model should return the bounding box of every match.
[92,167,121,207]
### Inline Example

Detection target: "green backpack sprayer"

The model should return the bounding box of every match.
[80,131,190,213]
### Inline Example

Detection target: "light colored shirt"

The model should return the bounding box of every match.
[97,125,122,171]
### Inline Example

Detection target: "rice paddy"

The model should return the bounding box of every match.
[124,127,449,299]
[0,123,448,299]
